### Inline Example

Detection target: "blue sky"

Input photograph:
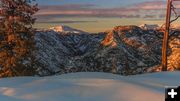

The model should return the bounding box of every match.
[37,0,166,8]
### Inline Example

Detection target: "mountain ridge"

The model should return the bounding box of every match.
[34,25,180,76]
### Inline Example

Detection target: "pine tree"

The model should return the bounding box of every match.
[0,0,38,77]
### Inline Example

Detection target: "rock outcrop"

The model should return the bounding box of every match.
[167,31,180,70]
[35,26,180,76]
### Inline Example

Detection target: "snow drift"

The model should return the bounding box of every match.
[0,72,179,101]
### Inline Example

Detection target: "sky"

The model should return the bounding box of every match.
[37,0,166,7]
[36,0,171,18]
[35,0,180,32]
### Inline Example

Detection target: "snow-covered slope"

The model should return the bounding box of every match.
[34,26,180,76]
[0,72,179,101]
[35,30,104,75]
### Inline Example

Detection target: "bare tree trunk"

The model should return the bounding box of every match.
[162,0,180,71]
[162,0,172,71]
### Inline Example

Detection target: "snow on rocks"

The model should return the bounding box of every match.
[34,25,180,76]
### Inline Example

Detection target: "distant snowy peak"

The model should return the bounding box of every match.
[139,24,180,30]
[139,24,160,30]
[171,24,180,29]
[49,25,87,34]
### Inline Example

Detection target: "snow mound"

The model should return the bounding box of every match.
[0,72,180,101]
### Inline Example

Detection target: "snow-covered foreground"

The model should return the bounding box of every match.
[0,72,180,101]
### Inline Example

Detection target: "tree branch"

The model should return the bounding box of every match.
[170,15,180,23]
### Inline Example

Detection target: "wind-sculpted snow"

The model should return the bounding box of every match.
[35,26,180,76]
[0,72,180,101]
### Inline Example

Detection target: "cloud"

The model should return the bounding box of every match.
[36,1,180,18]
[133,1,180,10]
[131,1,166,10]
[37,20,97,24]
[39,4,96,11]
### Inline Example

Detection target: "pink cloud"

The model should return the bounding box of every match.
[36,1,180,18]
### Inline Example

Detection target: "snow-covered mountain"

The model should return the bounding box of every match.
[139,24,160,30]
[49,25,87,34]
[34,25,180,76]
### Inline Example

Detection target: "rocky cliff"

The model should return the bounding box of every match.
[35,26,180,76]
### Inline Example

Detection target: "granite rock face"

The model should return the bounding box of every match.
[167,31,180,71]
[35,26,180,76]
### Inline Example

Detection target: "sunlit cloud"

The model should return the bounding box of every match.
[36,1,180,18]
